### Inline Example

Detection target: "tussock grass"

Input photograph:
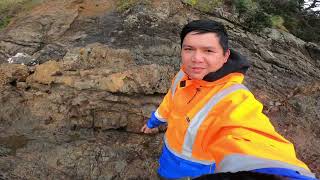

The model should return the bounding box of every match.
[270,15,287,31]
[116,0,150,12]
[183,0,224,12]
[0,0,44,29]
[0,0,27,11]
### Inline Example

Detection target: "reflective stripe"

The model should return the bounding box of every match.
[155,109,167,122]
[171,70,185,98]
[216,154,315,178]
[182,84,248,157]
[164,136,215,165]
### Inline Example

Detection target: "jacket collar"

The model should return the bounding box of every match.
[203,49,250,82]
[181,72,245,88]
[180,49,249,87]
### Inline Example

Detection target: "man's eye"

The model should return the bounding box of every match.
[184,48,192,51]
[205,50,214,53]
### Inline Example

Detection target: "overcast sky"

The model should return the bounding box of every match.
[304,1,320,10]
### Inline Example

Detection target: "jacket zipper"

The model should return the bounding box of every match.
[187,87,201,104]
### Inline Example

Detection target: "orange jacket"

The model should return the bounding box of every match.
[155,69,314,177]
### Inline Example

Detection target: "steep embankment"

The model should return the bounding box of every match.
[0,0,319,179]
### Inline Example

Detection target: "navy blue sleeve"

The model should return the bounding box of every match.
[146,111,167,128]
[252,168,317,180]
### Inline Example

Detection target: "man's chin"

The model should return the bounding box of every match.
[184,70,205,80]
[189,74,204,80]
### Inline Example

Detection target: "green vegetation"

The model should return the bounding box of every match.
[232,0,271,31]
[183,0,319,43]
[0,0,318,43]
[0,16,10,29]
[184,0,224,13]
[0,0,24,29]
[116,0,151,12]
[270,15,286,31]
[233,0,258,15]
[184,0,198,6]
[231,0,320,42]
[0,0,26,10]
[0,0,44,30]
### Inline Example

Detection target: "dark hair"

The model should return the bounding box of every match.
[193,171,289,180]
[180,20,229,54]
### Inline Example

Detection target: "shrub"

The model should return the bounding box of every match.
[0,16,11,29]
[292,13,320,43]
[232,0,271,32]
[0,0,44,30]
[116,0,150,12]
[0,0,27,11]
[0,0,26,30]
[184,0,198,6]
[270,15,287,31]
[255,0,319,43]
[246,11,271,31]
[183,0,224,13]
[233,0,258,16]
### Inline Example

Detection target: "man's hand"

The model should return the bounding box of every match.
[140,124,159,134]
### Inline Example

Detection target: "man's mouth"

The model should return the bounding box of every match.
[191,67,204,73]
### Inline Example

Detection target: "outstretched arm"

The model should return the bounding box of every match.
[141,89,172,134]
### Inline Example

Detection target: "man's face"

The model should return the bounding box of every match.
[181,32,230,80]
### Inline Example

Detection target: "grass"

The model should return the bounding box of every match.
[183,0,224,13]
[0,15,10,29]
[270,15,287,31]
[0,0,44,30]
[0,0,27,11]
[116,0,150,12]
[0,0,25,29]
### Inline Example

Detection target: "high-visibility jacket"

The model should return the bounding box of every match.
[147,69,316,179]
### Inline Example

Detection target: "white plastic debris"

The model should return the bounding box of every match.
[7,53,38,66]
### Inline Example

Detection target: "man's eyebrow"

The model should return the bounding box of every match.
[182,44,193,48]
[182,45,217,50]
[201,46,216,49]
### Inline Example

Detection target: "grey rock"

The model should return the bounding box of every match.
[7,53,38,66]
[0,146,12,156]
[33,44,67,64]
[305,42,320,66]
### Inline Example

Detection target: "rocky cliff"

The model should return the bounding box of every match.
[0,0,319,179]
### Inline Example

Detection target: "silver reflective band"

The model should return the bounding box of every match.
[155,109,167,122]
[164,136,215,165]
[216,154,315,178]
[182,84,248,157]
[171,70,185,98]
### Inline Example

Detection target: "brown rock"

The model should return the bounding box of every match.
[97,64,174,94]
[27,61,61,84]
[0,64,29,87]
[62,43,136,71]
[0,1,79,62]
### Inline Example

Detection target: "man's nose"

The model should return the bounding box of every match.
[191,50,204,63]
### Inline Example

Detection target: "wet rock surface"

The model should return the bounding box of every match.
[0,0,319,179]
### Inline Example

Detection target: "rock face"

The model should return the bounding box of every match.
[0,0,319,179]
[0,43,174,179]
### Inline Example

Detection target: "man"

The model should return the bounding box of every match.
[141,20,316,180]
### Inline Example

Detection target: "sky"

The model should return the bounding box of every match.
[304,0,320,11]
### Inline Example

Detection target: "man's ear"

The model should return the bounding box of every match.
[223,49,230,63]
